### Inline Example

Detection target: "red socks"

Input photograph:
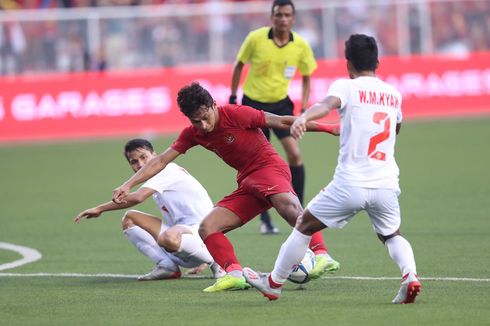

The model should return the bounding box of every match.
[268,275,283,288]
[204,232,242,272]
[309,231,328,255]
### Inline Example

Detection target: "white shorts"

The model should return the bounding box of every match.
[159,223,205,268]
[306,181,401,236]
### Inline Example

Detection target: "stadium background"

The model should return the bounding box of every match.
[1,1,489,325]
[1,0,490,142]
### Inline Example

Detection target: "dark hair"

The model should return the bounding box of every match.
[344,34,378,72]
[177,82,214,118]
[124,138,154,161]
[271,0,295,15]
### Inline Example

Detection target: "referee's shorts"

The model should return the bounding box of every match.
[242,94,294,140]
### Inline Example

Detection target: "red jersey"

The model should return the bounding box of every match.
[171,105,288,183]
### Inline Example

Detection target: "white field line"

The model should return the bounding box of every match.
[0,242,42,271]
[1,242,488,282]
[0,272,488,282]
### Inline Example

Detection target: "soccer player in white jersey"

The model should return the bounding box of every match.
[244,34,421,304]
[74,139,224,281]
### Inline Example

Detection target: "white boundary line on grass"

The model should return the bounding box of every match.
[0,272,488,282]
[0,242,42,271]
[1,242,488,282]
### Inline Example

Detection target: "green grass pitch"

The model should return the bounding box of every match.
[1,117,489,325]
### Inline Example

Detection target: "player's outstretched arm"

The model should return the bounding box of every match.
[76,188,154,223]
[291,96,341,139]
[264,111,339,138]
[112,147,180,204]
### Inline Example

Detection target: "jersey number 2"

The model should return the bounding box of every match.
[368,112,390,161]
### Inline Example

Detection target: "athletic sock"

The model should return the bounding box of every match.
[123,226,178,271]
[203,232,242,273]
[290,164,305,204]
[385,235,417,276]
[175,233,213,264]
[309,231,328,255]
[270,228,311,284]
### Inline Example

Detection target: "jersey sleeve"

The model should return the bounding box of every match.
[227,104,266,129]
[326,79,350,111]
[297,39,317,76]
[141,163,179,192]
[170,127,197,154]
[236,31,255,63]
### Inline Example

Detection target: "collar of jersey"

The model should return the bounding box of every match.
[268,27,294,43]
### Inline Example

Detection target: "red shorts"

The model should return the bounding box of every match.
[216,165,294,224]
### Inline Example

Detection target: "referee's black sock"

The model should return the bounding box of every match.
[290,164,305,205]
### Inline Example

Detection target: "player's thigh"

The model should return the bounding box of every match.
[269,191,302,226]
[306,182,367,229]
[199,205,247,238]
[366,188,401,236]
[241,164,293,198]
[124,210,161,240]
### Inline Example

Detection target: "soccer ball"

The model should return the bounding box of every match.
[287,249,316,284]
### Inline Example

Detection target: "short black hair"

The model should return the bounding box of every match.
[344,34,379,72]
[124,138,154,161]
[271,0,295,15]
[177,82,214,118]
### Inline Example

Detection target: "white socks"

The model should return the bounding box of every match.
[271,228,312,284]
[123,226,178,271]
[175,233,214,264]
[385,235,417,276]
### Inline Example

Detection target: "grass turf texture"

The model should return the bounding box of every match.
[1,117,489,325]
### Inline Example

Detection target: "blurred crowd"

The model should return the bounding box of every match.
[1,0,489,75]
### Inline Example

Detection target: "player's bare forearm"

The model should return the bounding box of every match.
[301,75,311,112]
[264,114,296,130]
[113,148,179,204]
[264,114,338,136]
[74,197,139,223]
[230,61,244,97]
[306,121,340,136]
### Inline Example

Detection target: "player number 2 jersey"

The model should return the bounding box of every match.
[327,76,403,189]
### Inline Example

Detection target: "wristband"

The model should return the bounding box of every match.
[229,95,237,104]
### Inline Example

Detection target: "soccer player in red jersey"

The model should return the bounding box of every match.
[113,82,339,292]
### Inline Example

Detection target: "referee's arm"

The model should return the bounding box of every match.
[230,61,245,103]
[301,75,311,113]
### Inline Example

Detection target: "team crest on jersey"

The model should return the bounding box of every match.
[225,133,235,144]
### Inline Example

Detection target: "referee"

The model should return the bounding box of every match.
[230,0,316,234]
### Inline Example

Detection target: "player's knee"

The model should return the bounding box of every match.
[377,229,401,244]
[121,210,137,230]
[277,202,303,227]
[295,210,323,236]
[198,223,210,240]
[158,229,180,252]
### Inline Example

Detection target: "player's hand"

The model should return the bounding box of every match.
[229,95,237,104]
[185,263,208,275]
[112,184,130,204]
[291,116,307,140]
[74,208,101,223]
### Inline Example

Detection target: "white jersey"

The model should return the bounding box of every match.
[141,163,213,226]
[327,76,403,188]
